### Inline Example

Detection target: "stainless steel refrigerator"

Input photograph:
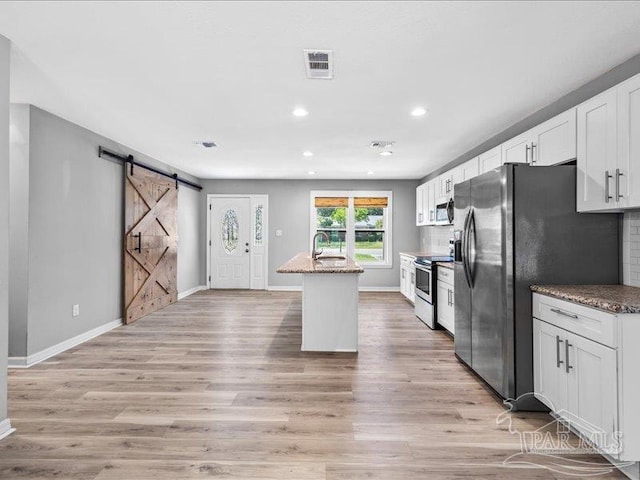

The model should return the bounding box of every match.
[454,164,619,410]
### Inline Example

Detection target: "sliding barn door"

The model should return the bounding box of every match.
[124,166,178,324]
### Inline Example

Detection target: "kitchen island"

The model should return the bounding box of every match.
[277,252,364,352]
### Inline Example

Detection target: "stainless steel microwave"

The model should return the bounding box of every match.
[436,199,454,224]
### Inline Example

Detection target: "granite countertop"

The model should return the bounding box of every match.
[436,262,454,270]
[277,252,364,274]
[530,284,640,314]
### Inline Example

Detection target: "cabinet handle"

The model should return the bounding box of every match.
[418,213,423,223]
[605,170,613,203]
[531,143,536,165]
[565,341,573,373]
[616,168,624,202]
[525,144,531,164]
[556,335,564,368]
[402,270,405,279]
[411,273,415,284]
[550,308,578,319]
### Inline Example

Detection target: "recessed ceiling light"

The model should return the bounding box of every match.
[303,151,313,157]
[367,171,374,175]
[308,171,316,175]
[293,107,309,117]
[380,151,393,156]
[411,107,427,117]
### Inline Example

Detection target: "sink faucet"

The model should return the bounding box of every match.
[312,232,329,260]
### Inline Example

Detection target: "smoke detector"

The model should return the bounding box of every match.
[303,49,333,79]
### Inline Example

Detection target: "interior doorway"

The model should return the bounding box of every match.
[207,194,268,290]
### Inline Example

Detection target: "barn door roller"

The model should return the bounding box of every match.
[98,146,202,191]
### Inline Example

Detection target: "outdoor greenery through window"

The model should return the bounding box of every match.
[311,192,392,267]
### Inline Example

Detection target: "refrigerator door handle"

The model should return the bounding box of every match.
[467,208,476,286]
[461,209,472,288]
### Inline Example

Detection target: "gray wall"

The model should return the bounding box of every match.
[201,179,420,288]
[177,185,204,292]
[8,105,29,357]
[10,106,203,357]
[0,35,10,423]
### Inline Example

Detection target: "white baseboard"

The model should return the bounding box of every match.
[178,285,207,300]
[8,318,123,369]
[268,285,303,291]
[0,419,14,441]
[359,286,401,292]
[268,285,399,292]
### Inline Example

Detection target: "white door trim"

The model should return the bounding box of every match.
[206,194,269,290]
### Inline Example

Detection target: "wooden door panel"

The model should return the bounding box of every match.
[124,167,178,324]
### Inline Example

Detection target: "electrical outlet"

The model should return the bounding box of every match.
[275,229,283,237]
[72,304,80,317]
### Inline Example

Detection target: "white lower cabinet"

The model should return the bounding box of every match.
[533,293,640,463]
[533,319,568,413]
[436,268,454,334]
[534,317,616,453]
[400,254,415,303]
[566,331,617,453]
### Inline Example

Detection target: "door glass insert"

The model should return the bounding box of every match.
[222,209,239,254]
[254,204,263,246]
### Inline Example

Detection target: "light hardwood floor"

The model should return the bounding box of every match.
[0,291,626,479]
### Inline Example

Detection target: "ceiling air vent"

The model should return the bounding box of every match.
[304,49,333,79]
[370,141,395,149]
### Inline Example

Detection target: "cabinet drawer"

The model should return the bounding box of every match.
[400,254,416,269]
[532,293,618,348]
[437,267,453,284]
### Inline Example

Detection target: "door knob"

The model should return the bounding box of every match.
[245,248,250,253]
[245,242,249,246]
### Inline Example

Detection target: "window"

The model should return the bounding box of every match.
[310,191,392,268]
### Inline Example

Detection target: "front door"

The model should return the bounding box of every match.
[210,197,251,289]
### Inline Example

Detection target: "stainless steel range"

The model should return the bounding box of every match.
[414,255,453,329]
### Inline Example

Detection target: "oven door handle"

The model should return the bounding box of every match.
[461,209,472,289]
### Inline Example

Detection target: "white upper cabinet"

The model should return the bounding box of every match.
[577,88,621,212]
[438,171,453,201]
[425,179,437,224]
[502,108,577,167]
[478,145,503,174]
[502,132,532,165]
[453,157,479,186]
[416,183,426,226]
[618,74,640,208]
[531,108,577,166]
[416,179,437,226]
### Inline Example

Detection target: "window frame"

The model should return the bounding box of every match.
[309,190,393,269]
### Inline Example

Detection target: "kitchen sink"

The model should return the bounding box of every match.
[314,255,348,268]
[315,255,346,260]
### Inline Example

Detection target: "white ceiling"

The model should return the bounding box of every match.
[1,1,640,180]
